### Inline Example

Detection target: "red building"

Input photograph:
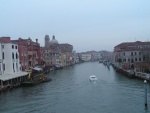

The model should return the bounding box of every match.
[12,38,41,71]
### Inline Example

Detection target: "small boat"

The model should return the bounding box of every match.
[89,75,98,81]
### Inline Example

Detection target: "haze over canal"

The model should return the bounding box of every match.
[0,62,150,113]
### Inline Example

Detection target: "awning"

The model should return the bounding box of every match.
[0,72,28,81]
[31,67,43,71]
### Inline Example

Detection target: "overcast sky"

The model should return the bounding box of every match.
[0,0,150,52]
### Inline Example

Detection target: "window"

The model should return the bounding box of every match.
[135,52,136,55]
[123,59,126,62]
[123,52,125,56]
[139,52,141,55]
[3,52,4,59]
[139,58,141,61]
[2,45,4,49]
[12,52,14,59]
[15,46,17,49]
[16,53,18,59]
[135,58,137,61]
[128,59,130,62]
[3,64,5,71]
[12,45,14,49]
[131,52,133,56]
[131,59,134,63]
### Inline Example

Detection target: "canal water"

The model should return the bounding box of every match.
[0,62,150,113]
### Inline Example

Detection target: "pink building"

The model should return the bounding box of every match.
[12,38,41,70]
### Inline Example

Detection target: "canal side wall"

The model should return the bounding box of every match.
[115,67,135,78]
[135,72,150,82]
[113,64,150,82]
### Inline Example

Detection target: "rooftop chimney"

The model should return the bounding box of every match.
[36,39,38,43]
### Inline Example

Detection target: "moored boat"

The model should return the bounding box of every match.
[21,68,51,86]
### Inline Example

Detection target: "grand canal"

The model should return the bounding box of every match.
[0,62,150,113]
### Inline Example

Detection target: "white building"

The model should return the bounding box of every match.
[0,43,21,75]
[74,54,79,63]
[0,43,2,75]
[81,53,91,61]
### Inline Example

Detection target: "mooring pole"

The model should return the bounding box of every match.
[144,80,147,107]
[53,67,54,73]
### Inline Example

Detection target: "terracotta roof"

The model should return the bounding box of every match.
[115,41,150,48]
[0,37,11,43]
[115,41,150,52]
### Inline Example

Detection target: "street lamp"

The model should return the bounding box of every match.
[144,80,147,107]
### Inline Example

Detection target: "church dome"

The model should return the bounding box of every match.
[50,35,59,44]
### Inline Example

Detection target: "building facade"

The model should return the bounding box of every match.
[114,41,150,72]
[43,35,73,67]
[81,53,91,61]
[12,38,41,70]
[0,41,21,75]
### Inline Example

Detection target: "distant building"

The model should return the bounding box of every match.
[72,51,80,64]
[12,37,41,70]
[86,51,102,61]
[100,50,113,62]
[81,53,91,61]
[43,35,73,67]
[43,48,61,66]
[114,41,150,72]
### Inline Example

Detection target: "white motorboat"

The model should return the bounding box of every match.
[89,75,98,81]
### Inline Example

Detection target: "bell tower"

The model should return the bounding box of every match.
[45,34,50,47]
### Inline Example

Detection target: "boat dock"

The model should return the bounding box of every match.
[135,72,150,81]
[0,72,28,93]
